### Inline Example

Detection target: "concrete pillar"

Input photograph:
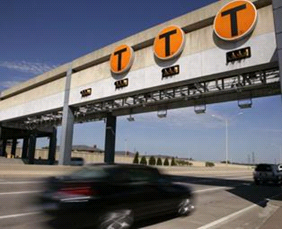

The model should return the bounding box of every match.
[272,0,282,93]
[11,139,17,158]
[59,65,74,165]
[22,137,29,159]
[0,126,3,157]
[48,127,57,165]
[0,138,7,157]
[28,134,36,164]
[104,114,117,164]
[2,139,7,157]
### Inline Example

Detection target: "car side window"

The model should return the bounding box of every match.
[128,168,160,183]
[109,169,130,183]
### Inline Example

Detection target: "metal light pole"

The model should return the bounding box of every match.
[225,119,228,166]
[276,145,282,164]
[212,113,242,165]
[271,143,282,164]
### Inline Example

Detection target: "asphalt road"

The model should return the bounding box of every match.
[0,170,281,229]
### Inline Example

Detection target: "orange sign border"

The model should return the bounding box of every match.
[110,45,135,74]
[153,25,185,60]
[213,0,258,41]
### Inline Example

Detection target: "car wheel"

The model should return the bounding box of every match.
[98,209,134,229]
[178,198,194,216]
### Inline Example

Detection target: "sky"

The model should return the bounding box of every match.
[0,0,282,164]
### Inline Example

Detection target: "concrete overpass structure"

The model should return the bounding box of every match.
[0,0,281,165]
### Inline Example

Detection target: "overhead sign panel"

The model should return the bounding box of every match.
[153,25,185,60]
[110,44,134,74]
[214,0,257,41]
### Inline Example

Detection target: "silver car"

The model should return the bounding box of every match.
[253,164,282,185]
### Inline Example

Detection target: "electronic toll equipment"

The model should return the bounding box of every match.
[162,65,180,78]
[115,78,128,89]
[80,88,92,97]
[226,47,251,63]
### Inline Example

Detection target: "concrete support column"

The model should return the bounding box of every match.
[11,139,17,158]
[2,139,7,157]
[59,65,74,165]
[48,127,57,165]
[22,137,29,159]
[0,126,3,157]
[28,134,36,164]
[272,0,282,93]
[104,114,117,164]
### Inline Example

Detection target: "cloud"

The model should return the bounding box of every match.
[0,60,58,75]
[1,80,23,89]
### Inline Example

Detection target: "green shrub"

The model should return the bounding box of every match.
[133,152,139,164]
[140,156,147,165]
[171,157,177,166]
[176,160,193,166]
[156,158,162,166]
[205,161,215,167]
[164,158,169,166]
[149,156,156,165]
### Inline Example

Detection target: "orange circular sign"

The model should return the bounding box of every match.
[110,44,134,74]
[153,25,185,60]
[214,0,257,41]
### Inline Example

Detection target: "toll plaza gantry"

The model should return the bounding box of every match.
[0,0,281,165]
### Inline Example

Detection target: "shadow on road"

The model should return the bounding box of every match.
[166,174,282,207]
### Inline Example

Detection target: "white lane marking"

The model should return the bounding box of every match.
[197,204,257,229]
[227,175,253,180]
[0,181,44,185]
[193,187,229,194]
[0,191,40,195]
[0,212,40,220]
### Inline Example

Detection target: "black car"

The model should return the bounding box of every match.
[253,163,282,185]
[39,163,194,229]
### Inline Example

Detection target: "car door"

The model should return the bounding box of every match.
[126,167,163,219]
[153,176,186,213]
[104,167,160,219]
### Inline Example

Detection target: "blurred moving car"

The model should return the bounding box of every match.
[39,163,194,229]
[70,157,84,166]
[253,163,282,185]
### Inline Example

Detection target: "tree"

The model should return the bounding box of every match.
[157,158,162,166]
[171,157,177,166]
[205,161,215,167]
[140,156,147,165]
[149,156,156,165]
[164,158,169,166]
[133,152,139,164]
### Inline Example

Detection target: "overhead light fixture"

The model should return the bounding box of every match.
[194,104,206,114]
[238,98,252,109]
[127,114,135,122]
[157,110,167,118]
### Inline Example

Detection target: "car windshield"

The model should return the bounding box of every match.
[69,166,108,179]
